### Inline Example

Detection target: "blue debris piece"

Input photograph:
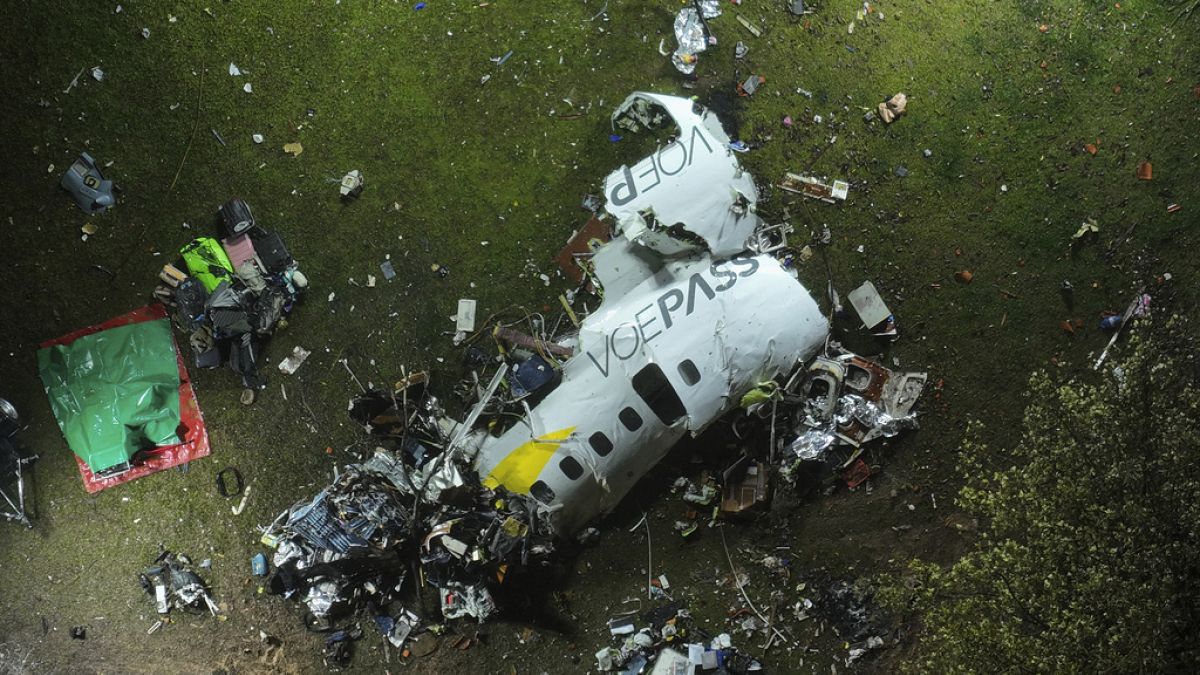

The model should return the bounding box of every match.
[60,153,116,214]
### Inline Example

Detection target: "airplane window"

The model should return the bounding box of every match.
[559,456,583,480]
[589,432,614,457]
[632,363,687,425]
[530,480,556,505]
[619,407,643,431]
[678,359,701,386]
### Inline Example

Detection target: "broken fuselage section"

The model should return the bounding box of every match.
[603,93,762,258]
[471,93,829,535]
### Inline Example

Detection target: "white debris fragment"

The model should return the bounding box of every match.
[228,62,241,76]
[252,133,264,144]
[339,170,364,198]
[278,346,311,375]
[141,27,150,39]
[91,67,105,82]
[243,82,253,94]
[455,299,478,332]
[232,485,252,515]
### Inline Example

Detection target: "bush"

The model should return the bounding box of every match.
[881,317,1200,673]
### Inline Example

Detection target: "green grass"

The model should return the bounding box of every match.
[0,0,1197,672]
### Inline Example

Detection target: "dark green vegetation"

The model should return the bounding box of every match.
[0,0,1196,672]
[880,316,1200,673]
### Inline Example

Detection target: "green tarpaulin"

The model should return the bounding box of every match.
[37,318,182,472]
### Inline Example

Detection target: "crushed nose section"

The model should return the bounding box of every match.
[604,93,763,259]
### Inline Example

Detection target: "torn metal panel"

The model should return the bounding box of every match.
[554,216,611,285]
[846,281,892,330]
[604,93,763,258]
[472,253,827,535]
[720,458,771,517]
[882,371,927,419]
[778,173,849,203]
[747,221,794,255]
[591,235,664,301]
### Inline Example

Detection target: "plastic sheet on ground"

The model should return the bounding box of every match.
[37,304,210,491]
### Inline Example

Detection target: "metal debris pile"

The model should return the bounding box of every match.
[257,372,559,651]
[597,602,764,674]
[139,549,219,617]
[248,92,928,668]
[776,348,926,484]
[0,398,34,529]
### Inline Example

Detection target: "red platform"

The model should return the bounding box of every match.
[39,304,211,493]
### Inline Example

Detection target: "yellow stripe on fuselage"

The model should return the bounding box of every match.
[482,426,576,494]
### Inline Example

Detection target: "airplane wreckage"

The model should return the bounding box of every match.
[257,93,927,664]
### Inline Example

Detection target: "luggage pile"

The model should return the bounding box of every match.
[154,198,308,392]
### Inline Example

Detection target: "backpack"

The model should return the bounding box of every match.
[180,237,234,292]
[173,278,209,329]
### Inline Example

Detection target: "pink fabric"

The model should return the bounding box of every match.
[223,234,257,269]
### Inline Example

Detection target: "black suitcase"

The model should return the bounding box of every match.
[218,198,256,239]
[251,230,294,273]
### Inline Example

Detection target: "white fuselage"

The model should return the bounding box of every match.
[473,253,828,534]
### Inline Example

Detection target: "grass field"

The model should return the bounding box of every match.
[0,1,1196,672]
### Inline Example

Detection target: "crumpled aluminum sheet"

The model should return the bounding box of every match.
[440,582,498,622]
[836,394,919,438]
[672,7,707,74]
[363,449,415,493]
[287,491,368,553]
[787,427,837,461]
[418,457,466,502]
[803,397,836,428]
[698,0,721,19]
[367,445,467,503]
[272,539,307,569]
[305,580,341,618]
[788,394,919,462]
